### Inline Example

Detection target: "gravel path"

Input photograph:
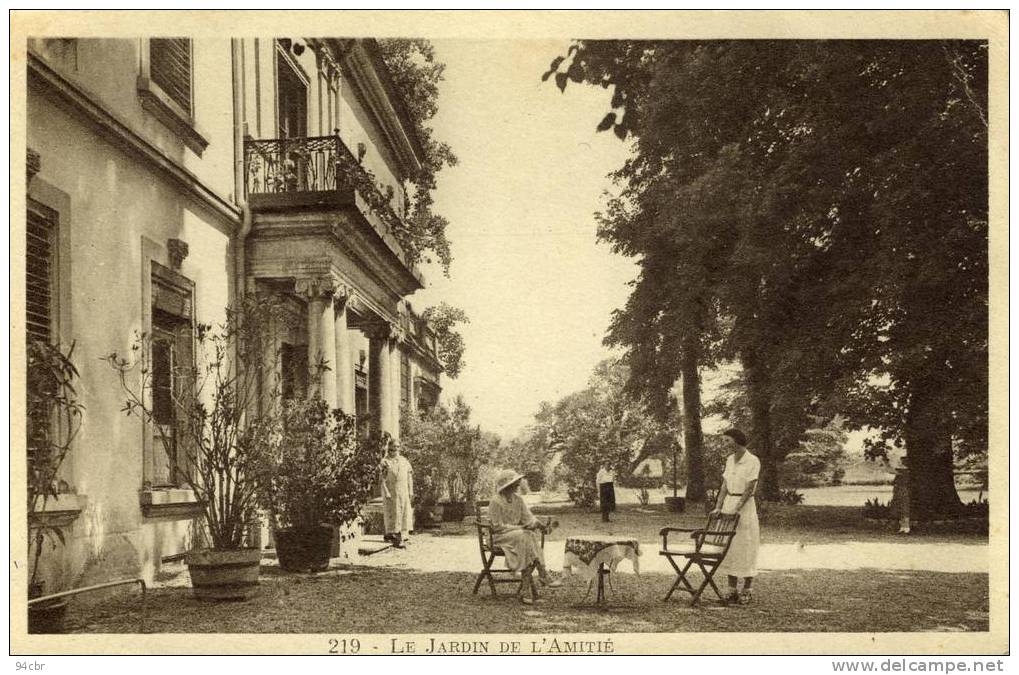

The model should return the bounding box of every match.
[351,533,988,575]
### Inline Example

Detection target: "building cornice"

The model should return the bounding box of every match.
[335,40,424,178]
[27,50,241,227]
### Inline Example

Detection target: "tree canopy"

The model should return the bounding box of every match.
[546,40,987,515]
[378,39,459,274]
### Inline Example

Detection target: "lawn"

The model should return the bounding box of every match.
[64,565,988,634]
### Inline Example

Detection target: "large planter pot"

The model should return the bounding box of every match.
[185,548,261,601]
[441,501,467,522]
[28,583,68,634]
[275,526,334,573]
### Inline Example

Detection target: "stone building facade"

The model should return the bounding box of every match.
[24,37,443,588]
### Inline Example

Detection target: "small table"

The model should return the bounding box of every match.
[563,536,641,604]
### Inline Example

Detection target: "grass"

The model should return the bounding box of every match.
[63,565,988,634]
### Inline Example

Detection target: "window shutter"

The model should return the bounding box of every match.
[26,206,56,345]
[150,38,192,115]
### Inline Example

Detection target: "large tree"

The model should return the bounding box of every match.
[546,40,987,514]
[537,359,669,507]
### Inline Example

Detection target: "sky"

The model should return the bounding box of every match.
[411,40,638,440]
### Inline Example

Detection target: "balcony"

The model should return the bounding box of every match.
[244,135,406,237]
[243,133,424,294]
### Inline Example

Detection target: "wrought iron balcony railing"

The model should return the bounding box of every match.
[245,135,341,199]
[244,135,405,227]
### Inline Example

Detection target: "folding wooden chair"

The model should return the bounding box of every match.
[659,512,740,605]
[472,502,546,599]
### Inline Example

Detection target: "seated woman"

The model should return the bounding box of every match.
[489,469,562,605]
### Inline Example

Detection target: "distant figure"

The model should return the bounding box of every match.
[597,466,616,522]
[380,433,413,548]
[711,428,761,605]
[892,462,911,534]
[489,469,560,605]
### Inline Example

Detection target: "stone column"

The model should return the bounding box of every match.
[388,332,402,441]
[296,276,337,407]
[333,288,355,415]
[367,323,393,437]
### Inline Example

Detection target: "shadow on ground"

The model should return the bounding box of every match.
[64,566,988,634]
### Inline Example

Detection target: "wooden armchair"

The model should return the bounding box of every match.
[659,511,740,605]
[471,502,547,598]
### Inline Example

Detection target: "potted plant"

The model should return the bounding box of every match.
[251,397,383,572]
[106,296,286,600]
[27,341,84,632]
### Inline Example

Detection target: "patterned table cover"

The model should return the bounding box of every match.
[562,536,641,581]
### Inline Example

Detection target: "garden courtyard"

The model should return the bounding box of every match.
[63,498,989,634]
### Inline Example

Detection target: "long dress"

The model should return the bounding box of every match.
[716,451,761,578]
[381,454,414,537]
[489,493,545,574]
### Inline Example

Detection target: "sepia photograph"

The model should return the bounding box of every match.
[9,9,1008,657]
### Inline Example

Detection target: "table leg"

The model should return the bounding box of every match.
[596,563,609,604]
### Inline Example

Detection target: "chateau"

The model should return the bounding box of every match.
[25,37,443,587]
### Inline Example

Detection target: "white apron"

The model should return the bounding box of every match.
[716,451,761,578]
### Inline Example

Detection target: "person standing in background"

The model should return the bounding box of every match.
[892,460,911,534]
[597,465,616,523]
[380,433,414,548]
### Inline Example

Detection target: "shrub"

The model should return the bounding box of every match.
[27,341,84,591]
[107,295,289,550]
[779,488,805,505]
[523,470,545,492]
[251,397,384,532]
[862,497,891,519]
[567,483,598,509]
[963,494,988,518]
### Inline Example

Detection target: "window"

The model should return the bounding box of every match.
[276,46,308,139]
[415,378,439,414]
[26,202,59,473]
[26,202,57,345]
[148,263,195,488]
[138,38,207,154]
[150,38,192,116]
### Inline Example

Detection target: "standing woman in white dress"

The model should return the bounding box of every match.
[380,433,414,548]
[711,428,761,605]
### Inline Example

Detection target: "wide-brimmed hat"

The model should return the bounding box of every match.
[494,469,524,493]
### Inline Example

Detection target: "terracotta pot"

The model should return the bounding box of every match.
[185,548,261,601]
[275,526,333,573]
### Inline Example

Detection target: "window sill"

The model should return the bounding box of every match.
[137,75,209,156]
[29,493,87,528]
[140,488,204,519]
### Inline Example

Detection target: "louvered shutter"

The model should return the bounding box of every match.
[26,206,56,345]
[150,38,192,115]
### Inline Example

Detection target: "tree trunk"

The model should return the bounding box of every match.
[745,352,780,501]
[904,380,962,519]
[680,338,706,502]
